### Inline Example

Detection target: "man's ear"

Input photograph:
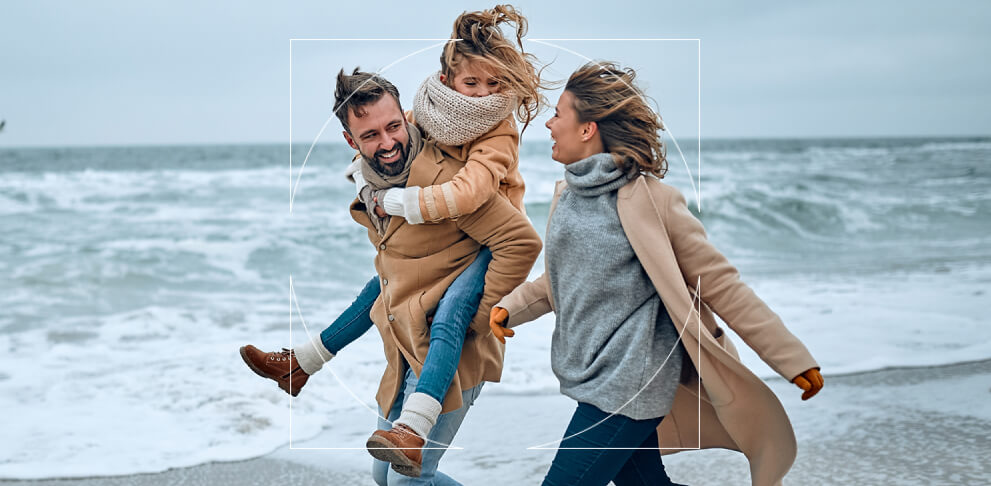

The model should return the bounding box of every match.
[343,130,358,150]
[582,121,598,142]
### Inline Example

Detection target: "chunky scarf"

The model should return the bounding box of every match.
[412,72,516,146]
[358,123,424,235]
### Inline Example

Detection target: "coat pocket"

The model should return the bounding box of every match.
[407,290,430,338]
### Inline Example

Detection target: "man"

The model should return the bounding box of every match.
[244,68,540,485]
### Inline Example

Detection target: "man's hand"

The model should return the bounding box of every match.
[489,307,512,344]
[792,368,823,400]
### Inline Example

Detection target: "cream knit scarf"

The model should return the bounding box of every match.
[413,72,516,146]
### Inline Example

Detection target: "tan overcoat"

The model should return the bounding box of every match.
[497,176,819,486]
[350,141,541,415]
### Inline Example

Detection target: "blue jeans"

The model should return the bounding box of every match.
[373,364,484,486]
[319,248,492,403]
[542,402,677,486]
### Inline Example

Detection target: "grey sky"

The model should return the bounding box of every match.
[1,0,989,146]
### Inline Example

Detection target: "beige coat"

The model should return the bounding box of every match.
[497,176,819,486]
[415,115,527,222]
[350,141,541,415]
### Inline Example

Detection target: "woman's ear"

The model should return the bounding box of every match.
[439,73,448,84]
[582,121,598,142]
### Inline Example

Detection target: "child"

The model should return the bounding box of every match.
[239,4,546,478]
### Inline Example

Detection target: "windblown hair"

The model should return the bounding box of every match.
[333,67,402,134]
[441,4,549,132]
[565,62,668,178]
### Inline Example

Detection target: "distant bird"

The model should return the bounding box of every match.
[0,120,5,132]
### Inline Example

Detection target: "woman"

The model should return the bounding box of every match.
[489,62,824,486]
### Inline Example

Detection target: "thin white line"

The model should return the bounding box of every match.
[698,40,702,213]
[289,275,294,448]
[530,447,701,450]
[290,38,455,41]
[696,276,701,449]
[663,122,700,211]
[528,38,701,41]
[289,447,464,450]
[289,39,293,214]
[288,36,706,453]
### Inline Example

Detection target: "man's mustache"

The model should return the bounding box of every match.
[375,142,404,161]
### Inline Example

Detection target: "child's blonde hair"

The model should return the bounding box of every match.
[441,4,548,132]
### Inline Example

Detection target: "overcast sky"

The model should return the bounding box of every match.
[1,0,989,146]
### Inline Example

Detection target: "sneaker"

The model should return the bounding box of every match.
[239,345,309,397]
[366,424,425,477]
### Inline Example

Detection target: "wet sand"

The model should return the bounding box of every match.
[3,359,990,485]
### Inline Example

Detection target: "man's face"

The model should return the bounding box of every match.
[342,95,410,176]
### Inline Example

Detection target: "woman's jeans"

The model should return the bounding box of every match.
[542,402,677,486]
[318,247,492,403]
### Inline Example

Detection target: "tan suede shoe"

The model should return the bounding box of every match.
[366,424,425,477]
[239,345,309,397]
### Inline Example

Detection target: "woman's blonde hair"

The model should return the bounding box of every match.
[441,4,548,132]
[565,61,668,178]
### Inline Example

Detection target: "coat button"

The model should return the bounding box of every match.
[388,314,395,322]
[379,244,386,250]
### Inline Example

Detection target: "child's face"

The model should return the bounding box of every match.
[440,59,502,97]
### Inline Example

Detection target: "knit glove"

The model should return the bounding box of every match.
[792,368,824,400]
[488,307,512,344]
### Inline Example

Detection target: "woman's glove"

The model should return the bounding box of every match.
[489,307,512,344]
[792,368,824,400]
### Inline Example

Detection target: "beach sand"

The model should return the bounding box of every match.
[4,359,989,485]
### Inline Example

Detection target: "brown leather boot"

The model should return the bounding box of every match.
[239,345,309,397]
[366,424,425,477]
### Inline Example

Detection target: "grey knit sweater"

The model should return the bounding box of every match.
[545,153,684,420]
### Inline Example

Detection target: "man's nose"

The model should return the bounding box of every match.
[381,134,398,151]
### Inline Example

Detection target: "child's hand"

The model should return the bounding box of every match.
[489,307,512,343]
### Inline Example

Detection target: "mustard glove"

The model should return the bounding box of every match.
[792,368,824,400]
[489,307,512,344]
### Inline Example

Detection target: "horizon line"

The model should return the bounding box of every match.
[2,133,989,150]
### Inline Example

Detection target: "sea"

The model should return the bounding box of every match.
[0,137,988,478]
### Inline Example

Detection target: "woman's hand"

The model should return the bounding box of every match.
[792,368,824,400]
[489,307,513,343]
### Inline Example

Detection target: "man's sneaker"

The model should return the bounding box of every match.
[239,345,309,397]
[366,424,425,478]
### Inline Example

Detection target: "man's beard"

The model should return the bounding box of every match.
[364,141,410,177]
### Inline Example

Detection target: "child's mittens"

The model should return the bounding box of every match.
[381,187,425,224]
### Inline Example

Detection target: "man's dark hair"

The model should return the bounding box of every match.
[333,67,402,134]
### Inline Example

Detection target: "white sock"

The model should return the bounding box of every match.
[393,392,442,439]
[294,334,334,375]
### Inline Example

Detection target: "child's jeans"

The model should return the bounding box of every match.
[318,247,492,403]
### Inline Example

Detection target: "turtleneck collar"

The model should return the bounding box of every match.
[564,152,633,197]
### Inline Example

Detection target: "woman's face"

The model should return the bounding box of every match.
[546,90,586,164]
